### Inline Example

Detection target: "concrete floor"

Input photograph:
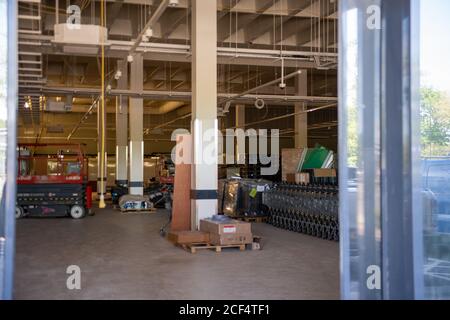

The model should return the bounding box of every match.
[14,207,339,300]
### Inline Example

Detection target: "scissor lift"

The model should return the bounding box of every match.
[16,143,92,219]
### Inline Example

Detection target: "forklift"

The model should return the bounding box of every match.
[16,143,92,219]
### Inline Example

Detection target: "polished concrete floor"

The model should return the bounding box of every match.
[14,207,339,300]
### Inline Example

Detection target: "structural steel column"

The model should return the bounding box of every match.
[191,0,218,229]
[97,99,107,195]
[116,60,128,186]
[129,53,144,195]
[295,70,308,148]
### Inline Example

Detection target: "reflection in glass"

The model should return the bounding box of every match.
[420,0,450,300]
[339,0,382,300]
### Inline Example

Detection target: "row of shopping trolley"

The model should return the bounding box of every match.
[263,183,339,241]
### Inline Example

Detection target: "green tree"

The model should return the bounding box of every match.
[421,88,450,156]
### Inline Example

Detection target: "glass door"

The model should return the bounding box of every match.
[339,0,421,299]
[340,0,450,300]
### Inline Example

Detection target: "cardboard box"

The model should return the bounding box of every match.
[312,169,337,178]
[286,173,296,183]
[200,218,252,246]
[282,148,305,181]
[286,173,310,184]
[209,233,253,246]
[296,173,310,184]
[168,231,210,244]
[200,218,252,235]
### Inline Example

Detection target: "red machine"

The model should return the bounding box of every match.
[16,143,92,219]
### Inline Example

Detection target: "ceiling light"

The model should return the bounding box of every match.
[145,28,153,38]
[169,0,179,7]
[24,101,30,109]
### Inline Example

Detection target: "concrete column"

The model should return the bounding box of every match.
[191,0,218,229]
[129,53,144,195]
[116,60,128,186]
[235,104,246,164]
[97,99,107,195]
[295,70,308,148]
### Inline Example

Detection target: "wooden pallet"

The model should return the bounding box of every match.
[234,216,268,223]
[179,242,246,254]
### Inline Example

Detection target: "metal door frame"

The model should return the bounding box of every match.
[0,0,18,300]
[339,0,423,299]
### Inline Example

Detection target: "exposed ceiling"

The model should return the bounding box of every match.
[17,0,339,153]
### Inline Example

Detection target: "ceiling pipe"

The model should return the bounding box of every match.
[57,102,187,115]
[67,96,100,140]
[128,0,170,56]
[21,86,337,103]
[20,136,176,142]
[231,103,338,129]
[145,103,337,134]
[146,101,187,115]
[19,34,339,57]
[145,112,191,135]
[218,69,303,106]
[19,34,338,61]
[55,0,59,24]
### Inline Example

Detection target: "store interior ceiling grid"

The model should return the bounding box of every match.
[17,0,339,153]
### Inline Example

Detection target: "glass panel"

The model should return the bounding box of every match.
[339,0,382,299]
[0,0,8,234]
[419,0,450,299]
[0,0,15,300]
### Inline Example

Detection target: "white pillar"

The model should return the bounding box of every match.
[116,60,128,186]
[235,104,246,164]
[295,70,308,148]
[97,99,107,195]
[191,0,218,229]
[129,53,144,195]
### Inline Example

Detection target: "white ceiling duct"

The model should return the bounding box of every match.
[53,23,109,47]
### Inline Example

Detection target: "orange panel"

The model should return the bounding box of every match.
[171,134,192,231]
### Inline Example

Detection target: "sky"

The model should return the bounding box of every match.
[420,0,450,95]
